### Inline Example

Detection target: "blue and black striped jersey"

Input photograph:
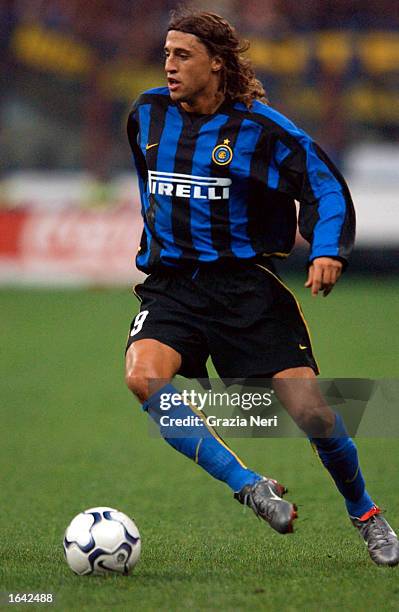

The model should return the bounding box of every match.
[127,87,355,273]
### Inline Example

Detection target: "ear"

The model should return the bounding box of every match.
[211,56,223,73]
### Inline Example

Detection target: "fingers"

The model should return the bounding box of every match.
[305,257,343,297]
[322,264,341,296]
[304,261,323,296]
[304,266,313,288]
[311,264,323,296]
[322,266,333,297]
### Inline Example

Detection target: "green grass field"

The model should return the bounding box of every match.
[1,276,399,611]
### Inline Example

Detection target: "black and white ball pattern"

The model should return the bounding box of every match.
[64,506,141,575]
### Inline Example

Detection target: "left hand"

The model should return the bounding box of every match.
[305,257,343,297]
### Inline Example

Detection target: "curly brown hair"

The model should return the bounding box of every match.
[167,8,268,108]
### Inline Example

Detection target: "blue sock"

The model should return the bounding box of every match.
[143,384,262,492]
[310,413,375,517]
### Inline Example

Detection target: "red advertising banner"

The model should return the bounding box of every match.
[0,209,143,285]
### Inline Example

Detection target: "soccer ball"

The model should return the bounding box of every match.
[63,506,141,576]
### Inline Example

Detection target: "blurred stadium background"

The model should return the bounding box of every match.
[0,0,398,283]
[1,3,399,607]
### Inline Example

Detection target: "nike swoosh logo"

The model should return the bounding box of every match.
[299,344,308,350]
[146,142,159,150]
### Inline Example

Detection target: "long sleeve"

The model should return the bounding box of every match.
[127,104,148,184]
[268,115,356,264]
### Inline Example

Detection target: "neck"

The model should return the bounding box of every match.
[181,90,225,115]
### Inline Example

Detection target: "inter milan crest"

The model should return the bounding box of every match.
[212,139,233,166]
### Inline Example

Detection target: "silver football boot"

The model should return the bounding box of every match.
[234,477,297,534]
[351,511,399,566]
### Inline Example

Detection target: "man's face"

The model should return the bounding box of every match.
[164,30,222,105]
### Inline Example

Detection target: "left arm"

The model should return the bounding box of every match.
[276,134,355,296]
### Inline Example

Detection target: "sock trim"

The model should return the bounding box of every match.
[187,401,247,469]
[357,505,381,522]
[194,439,202,464]
[144,384,248,470]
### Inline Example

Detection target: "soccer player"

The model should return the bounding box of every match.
[125,9,399,566]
